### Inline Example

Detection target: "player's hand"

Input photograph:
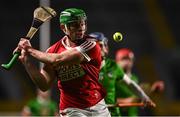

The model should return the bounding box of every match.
[18,38,32,50]
[13,46,20,55]
[143,99,156,108]
[13,38,32,54]
[16,38,32,64]
[151,80,165,93]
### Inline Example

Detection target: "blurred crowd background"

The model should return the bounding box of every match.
[0,0,180,116]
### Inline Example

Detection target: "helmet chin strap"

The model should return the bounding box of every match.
[64,24,69,35]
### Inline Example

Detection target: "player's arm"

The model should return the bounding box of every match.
[23,58,56,91]
[21,39,95,66]
[122,74,150,100]
[139,80,164,95]
[116,80,139,103]
[122,74,156,107]
[27,47,84,66]
[17,39,56,91]
[18,38,84,66]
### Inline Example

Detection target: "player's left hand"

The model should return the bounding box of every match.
[151,80,165,93]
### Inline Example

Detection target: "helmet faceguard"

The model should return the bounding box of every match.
[89,32,109,57]
[89,32,108,46]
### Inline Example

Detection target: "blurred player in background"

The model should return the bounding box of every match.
[21,89,57,116]
[115,48,164,116]
[16,8,111,116]
[89,32,156,116]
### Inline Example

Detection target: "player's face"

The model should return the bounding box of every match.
[116,57,133,71]
[65,20,87,42]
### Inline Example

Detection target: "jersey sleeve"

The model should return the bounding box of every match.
[115,65,125,81]
[46,40,61,53]
[131,74,139,83]
[75,40,101,62]
[46,47,52,53]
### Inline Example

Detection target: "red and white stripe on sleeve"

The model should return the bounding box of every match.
[75,39,96,62]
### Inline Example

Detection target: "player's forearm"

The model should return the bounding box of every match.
[123,74,150,100]
[27,47,83,66]
[129,81,150,100]
[24,60,50,91]
[51,48,84,66]
[27,47,57,64]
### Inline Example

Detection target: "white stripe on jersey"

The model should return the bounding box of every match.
[76,38,96,62]
[61,36,96,62]
[79,40,96,52]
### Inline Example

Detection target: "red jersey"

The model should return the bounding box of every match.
[47,35,106,110]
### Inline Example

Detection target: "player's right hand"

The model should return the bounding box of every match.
[143,99,156,108]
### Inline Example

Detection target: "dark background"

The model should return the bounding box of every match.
[0,0,180,115]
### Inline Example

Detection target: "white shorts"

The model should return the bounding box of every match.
[60,99,111,117]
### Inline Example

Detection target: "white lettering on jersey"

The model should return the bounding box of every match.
[55,64,85,82]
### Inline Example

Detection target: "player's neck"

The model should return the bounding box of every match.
[65,36,76,47]
[125,70,132,77]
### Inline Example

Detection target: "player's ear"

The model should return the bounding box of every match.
[60,24,65,32]
[60,24,69,35]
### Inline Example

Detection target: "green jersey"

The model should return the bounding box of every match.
[99,58,124,116]
[116,74,139,98]
[26,98,57,116]
[116,74,139,116]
